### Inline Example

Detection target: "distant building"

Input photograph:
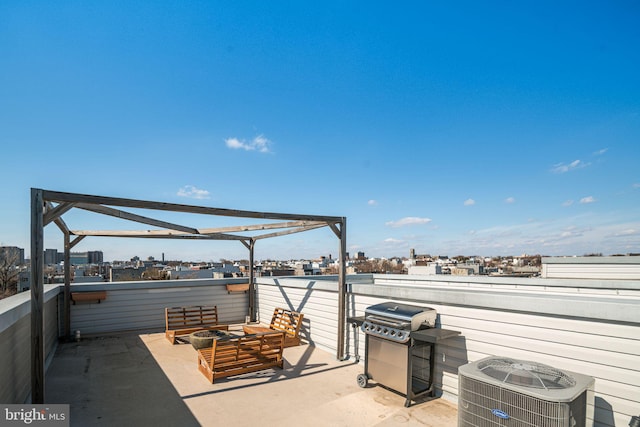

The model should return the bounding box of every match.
[262,268,296,277]
[110,266,147,281]
[407,264,442,275]
[454,263,483,275]
[70,252,89,265]
[44,249,58,265]
[69,251,104,266]
[17,271,30,292]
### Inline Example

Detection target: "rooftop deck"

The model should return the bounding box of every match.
[45,328,458,426]
[2,272,639,426]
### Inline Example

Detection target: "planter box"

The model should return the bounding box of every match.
[226,283,250,293]
[71,291,107,304]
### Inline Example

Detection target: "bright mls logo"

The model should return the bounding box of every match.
[1,405,69,426]
[491,408,510,419]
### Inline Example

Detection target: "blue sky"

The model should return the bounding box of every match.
[1,1,639,262]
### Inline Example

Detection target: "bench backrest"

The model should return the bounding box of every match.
[165,305,219,330]
[269,307,303,338]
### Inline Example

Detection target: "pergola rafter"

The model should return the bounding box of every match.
[30,188,347,404]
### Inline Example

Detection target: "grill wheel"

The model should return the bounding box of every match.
[357,374,369,388]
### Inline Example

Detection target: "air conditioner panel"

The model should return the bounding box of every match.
[458,357,594,427]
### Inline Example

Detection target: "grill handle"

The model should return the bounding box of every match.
[366,315,410,329]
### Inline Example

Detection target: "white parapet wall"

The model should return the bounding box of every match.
[542,256,640,280]
[0,285,60,403]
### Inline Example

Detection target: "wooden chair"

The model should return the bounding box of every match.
[165,305,228,344]
[197,331,285,383]
[242,307,304,347]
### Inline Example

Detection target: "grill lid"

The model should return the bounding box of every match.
[365,302,431,321]
[364,301,437,335]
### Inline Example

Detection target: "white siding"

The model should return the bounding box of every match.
[67,279,249,335]
[255,277,340,354]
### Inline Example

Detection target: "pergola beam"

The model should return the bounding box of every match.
[44,201,76,226]
[75,203,200,235]
[70,230,246,240]
[198,220,327,235]
[43,190,343,223]
[253,223,328,240]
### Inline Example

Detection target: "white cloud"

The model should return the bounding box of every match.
[580,196,596,204]
[384,238,404,243]
[177,185,211,199]
[385,217,432,228]
[368,199,378,206]
[593,148,608,156]
[464,198,475,206]
[551,159,589,174]
[562,199,574,207]
[633,183,640,189]
[505,197,515,204]
[252,135,271,153]
[225,134,272,153]
[614,228,638,236]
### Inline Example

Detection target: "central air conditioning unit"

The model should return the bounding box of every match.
[458,357,594,427]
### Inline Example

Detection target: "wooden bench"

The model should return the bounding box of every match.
[242,307,304,348]
[197,331,285,383]
[165,305,228,344]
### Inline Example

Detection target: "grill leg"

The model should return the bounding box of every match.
[350,321,360,362]
[405,339,413,407]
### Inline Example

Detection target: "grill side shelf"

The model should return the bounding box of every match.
[410,328,461,343]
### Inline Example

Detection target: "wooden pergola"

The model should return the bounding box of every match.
[30,188,347,403]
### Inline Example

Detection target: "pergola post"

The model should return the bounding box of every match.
[249,239,256,322]
[30,188,45,403]
[64,232,71,340]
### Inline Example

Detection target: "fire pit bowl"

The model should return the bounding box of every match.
[189,329,230,350]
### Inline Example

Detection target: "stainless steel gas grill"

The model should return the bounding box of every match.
[349,302,460,407]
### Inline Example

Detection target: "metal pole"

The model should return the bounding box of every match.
[337,217,347,360]
[30,188,45,403]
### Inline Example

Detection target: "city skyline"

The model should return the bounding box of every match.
[1,2,639,261]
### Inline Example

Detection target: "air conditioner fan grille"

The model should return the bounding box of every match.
[477,357,576,390]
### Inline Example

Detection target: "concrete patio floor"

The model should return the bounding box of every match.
[45,327,458,426]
